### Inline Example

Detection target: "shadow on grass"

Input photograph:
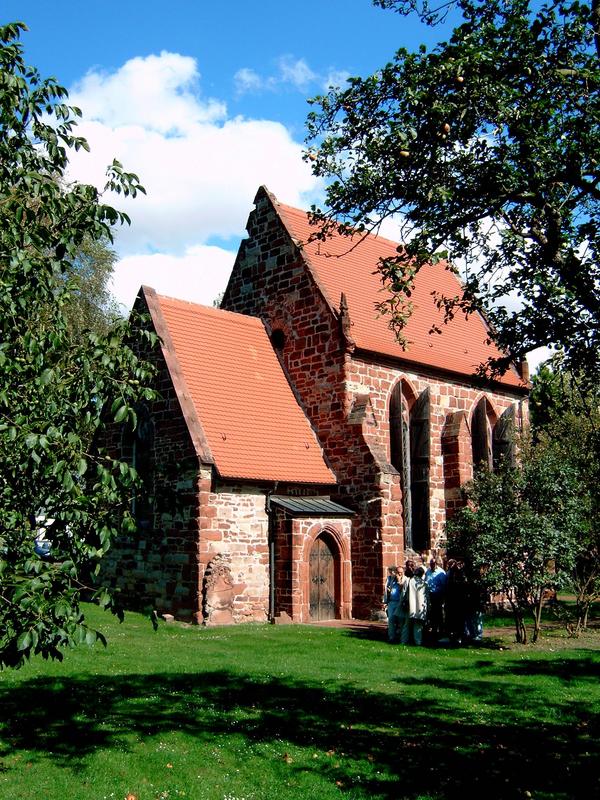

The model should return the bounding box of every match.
[1,659,599,800]
[342,625,505,649]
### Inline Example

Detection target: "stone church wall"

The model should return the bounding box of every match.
[200,481,270,623]
[99,325,203,620]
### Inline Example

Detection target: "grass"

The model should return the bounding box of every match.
[1,605,599,800]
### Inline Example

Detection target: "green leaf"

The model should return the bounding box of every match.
[114,405,128,423]
[39,368,54,385]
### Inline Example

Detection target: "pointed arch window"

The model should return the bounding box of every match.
[472,399,516,472]
[390,384,430,551]
[471,398,493,471]
[493,405,516,470]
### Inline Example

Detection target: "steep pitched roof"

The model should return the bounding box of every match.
[143,287,335,485]
[267,191,525,390]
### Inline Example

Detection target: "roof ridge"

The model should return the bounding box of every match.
[154,291,264,327]
[274,198,405,252]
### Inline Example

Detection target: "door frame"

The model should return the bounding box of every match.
[299,522,352,623]
[309,532,338,621]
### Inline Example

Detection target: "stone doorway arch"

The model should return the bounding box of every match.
[309,532,338,621]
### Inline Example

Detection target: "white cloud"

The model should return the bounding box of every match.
[111,245,236,313]
[71,52,226,134]
[233,67,264,95]
[277,56,317,90]
[64,52,323,266]
[323,69,351,91]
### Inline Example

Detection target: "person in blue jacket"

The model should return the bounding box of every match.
[383,566,403,643]
[425,556,447,641]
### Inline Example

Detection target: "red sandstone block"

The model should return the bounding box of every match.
[201,531,223,541]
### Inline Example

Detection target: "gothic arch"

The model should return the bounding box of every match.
[302,523,351,622]
[388,380,431,553]
[470,395,496,471]
[470,396,515,472]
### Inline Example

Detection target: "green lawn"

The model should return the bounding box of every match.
[1,606,598,800]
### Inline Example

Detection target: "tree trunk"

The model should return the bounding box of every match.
[531,593,544,644]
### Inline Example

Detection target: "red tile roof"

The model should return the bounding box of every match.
[146,289,336,484]
[273,196,525,390]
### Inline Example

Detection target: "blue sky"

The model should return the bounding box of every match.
[5,2,452,310]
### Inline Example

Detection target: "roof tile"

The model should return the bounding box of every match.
[275,201,525,389]
[154,294,336,485]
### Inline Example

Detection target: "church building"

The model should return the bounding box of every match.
[101,186,529,624]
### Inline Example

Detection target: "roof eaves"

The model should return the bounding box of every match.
[140,285,215,465]
[270,495,354,516]
[352,344,529,394]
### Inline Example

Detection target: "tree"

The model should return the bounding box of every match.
[0,22,156,668]
[306,0,600,383]
[446,442,583,643]
[530,362,600,631]
[61,234,123,337]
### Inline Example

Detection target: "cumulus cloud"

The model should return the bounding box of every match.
[71,52,226,134]
[110,245,236,312]
[65,51,323,267]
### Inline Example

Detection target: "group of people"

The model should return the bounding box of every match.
[382,556,485,646]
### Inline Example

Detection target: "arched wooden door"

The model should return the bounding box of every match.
[309,535,336,621]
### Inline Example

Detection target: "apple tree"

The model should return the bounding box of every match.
[306,0,600,383]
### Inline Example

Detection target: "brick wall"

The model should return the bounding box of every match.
[99,319,203,620]
[346,355,527,546]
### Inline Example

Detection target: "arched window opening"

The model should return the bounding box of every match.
[270,328,285,351]
[493,405,516,470]
[390,384,430,552]
[471,398,493,472]
[410,388,430,551]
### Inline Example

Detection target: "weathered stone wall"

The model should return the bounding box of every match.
[200,480,270,623]
[99,320,203,621]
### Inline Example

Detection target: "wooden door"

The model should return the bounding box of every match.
[309,536,336,621]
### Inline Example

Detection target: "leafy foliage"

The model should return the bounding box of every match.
[306,0,600,380]
[447,442,584,643]
[0,22,156,668]
[530,363,600,631]
[61,234,124,337]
